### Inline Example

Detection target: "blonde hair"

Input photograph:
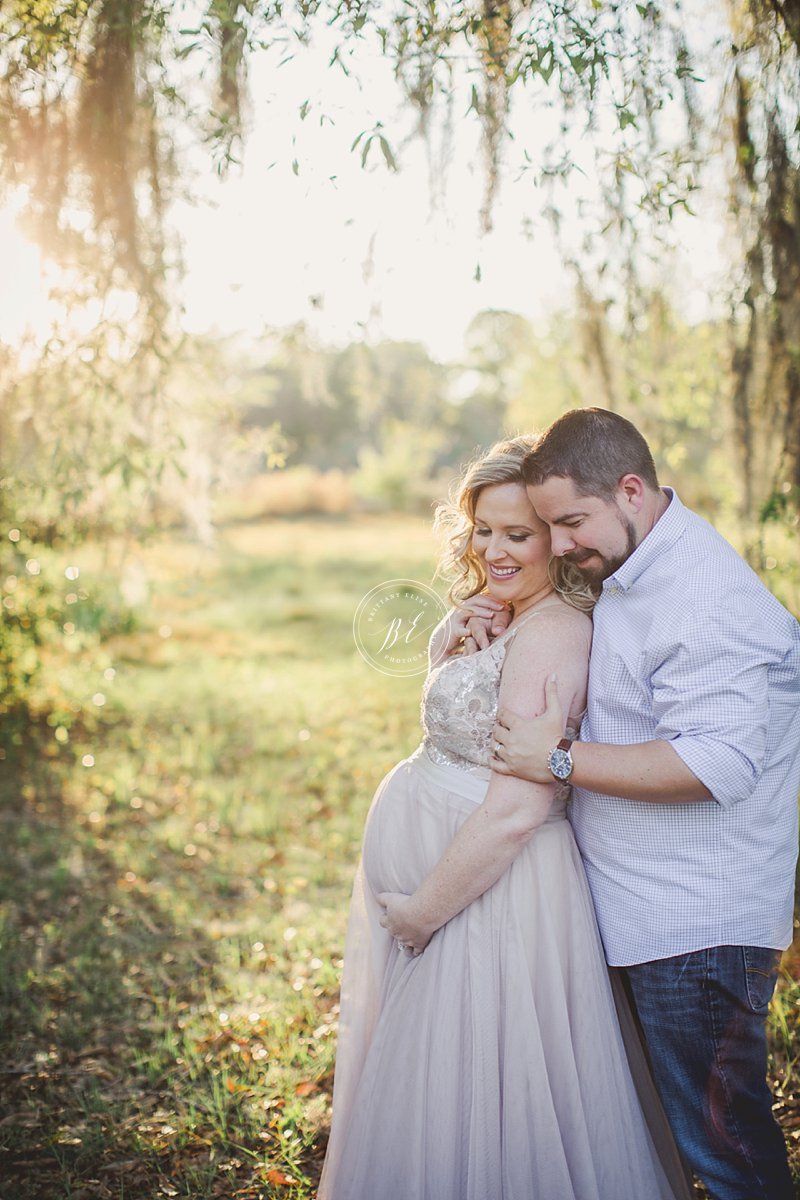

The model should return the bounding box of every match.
[435,436,597,614]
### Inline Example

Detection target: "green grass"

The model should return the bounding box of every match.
[0,513,797,1199]
[0,514,435,1199]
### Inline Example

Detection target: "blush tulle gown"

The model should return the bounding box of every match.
[318,619,691,1200]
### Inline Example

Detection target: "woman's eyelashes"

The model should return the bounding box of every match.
[474,527,531,543]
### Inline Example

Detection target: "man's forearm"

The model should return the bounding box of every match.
[571,739,713,803]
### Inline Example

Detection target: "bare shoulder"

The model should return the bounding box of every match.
[501,600,591,679]
[499,599,591,713]
[512,600,592,649]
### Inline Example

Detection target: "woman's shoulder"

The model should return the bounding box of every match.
[499,599,591,695]
[502,601,591,670]
[512,598,592,641]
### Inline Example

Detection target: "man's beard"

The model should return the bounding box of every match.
[564,516,639,585]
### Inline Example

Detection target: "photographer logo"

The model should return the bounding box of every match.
[353,579,447,677]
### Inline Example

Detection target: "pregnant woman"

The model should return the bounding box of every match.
[318,436,690,1200]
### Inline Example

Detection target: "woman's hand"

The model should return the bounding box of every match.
[376,891,434,955]
[464,598,512,652]
[428,597,511,668]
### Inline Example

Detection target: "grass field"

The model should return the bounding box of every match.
[0,513,798,1199]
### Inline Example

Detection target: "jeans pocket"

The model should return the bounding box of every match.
[742,946,780,1013]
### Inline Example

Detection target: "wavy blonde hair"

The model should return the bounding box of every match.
[435,436,597,614]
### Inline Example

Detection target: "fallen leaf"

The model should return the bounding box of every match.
[265,1167,295,1186]
[99,1160,142,1174]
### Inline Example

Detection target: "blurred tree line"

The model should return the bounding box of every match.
[231,299,734,517]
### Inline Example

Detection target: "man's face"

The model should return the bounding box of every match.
[528,475,640,585]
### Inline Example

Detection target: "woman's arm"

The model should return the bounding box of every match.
[380,608,591,952]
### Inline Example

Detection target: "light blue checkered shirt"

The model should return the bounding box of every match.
[571,489,800,966]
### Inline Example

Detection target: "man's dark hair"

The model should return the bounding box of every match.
[523,407,660,499]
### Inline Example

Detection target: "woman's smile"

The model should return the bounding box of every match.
[488,564,521,579]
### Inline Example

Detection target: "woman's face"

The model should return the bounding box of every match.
[471,482,552,611]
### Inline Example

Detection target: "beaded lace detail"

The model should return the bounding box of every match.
[421,634,510,774]
[421,606,574,781]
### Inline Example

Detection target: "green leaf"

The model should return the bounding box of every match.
[378,136,397,171]
[538,47,555,82]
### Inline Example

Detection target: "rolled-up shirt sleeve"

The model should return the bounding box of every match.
[648,595,774,808]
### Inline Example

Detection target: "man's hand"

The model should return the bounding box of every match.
[376,891,434,955]
[492,673,564,782]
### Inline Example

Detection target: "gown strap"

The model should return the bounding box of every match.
[498,601,568,647]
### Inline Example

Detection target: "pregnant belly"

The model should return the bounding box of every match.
[361,755,485,897]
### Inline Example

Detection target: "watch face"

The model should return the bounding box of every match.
[549,748,573,781]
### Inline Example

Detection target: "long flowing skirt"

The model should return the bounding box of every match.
[318,747,690,1200]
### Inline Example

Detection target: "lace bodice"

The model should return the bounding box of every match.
[420,607,581,799]
[421,632,513,774]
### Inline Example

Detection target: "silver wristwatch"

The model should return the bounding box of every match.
[547,737,574,782]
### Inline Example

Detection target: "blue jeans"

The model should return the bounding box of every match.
[623,946,793,1200]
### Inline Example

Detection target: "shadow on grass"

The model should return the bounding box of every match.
[0,738,332,1200]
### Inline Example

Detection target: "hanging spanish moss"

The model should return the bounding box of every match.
[475,0,514,232]
[206,0,258,166]
[0,0,254,334]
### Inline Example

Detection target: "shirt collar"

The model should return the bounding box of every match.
[603,488,687,593]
